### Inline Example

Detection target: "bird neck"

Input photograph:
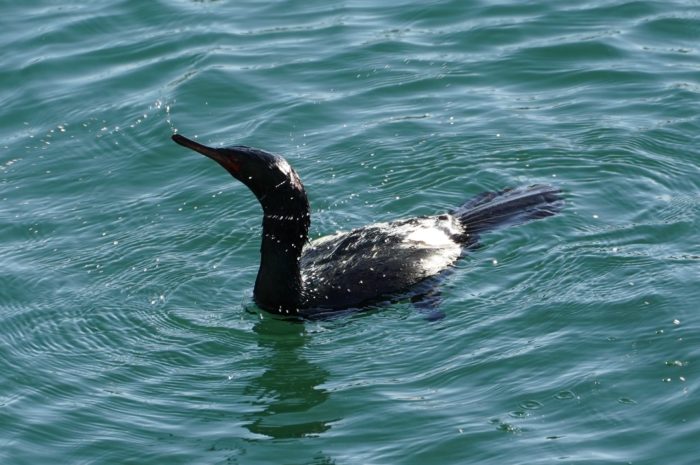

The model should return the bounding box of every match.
[253,206,310,314]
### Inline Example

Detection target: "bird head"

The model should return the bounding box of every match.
[172,134,308,218]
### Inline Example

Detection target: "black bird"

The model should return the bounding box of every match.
[172,134,562,318]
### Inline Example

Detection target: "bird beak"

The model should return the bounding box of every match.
[171,133,243,174]
[172,134,222,161]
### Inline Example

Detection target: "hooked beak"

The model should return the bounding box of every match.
[172,133,241,174]
[172,134,221,160]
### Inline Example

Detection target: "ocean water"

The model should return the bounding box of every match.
[1,1,699,464]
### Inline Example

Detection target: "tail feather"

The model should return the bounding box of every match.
[454,185,563,234]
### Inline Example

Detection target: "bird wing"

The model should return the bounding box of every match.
[300,215,464,309]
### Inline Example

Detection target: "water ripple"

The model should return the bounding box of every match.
[2,1,699,464]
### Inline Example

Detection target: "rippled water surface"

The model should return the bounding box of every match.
[1,1,699,464]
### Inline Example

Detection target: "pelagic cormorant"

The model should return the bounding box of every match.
[172,134,562,317]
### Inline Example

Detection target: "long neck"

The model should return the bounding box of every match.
[253,202,310,314]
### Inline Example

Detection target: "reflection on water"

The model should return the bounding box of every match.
[243,316,336,439]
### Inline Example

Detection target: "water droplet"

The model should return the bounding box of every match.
[496,422,520,433]
[520,400,543,410]
[554,390,575,400]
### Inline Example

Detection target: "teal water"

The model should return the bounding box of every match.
[1,1,699,464]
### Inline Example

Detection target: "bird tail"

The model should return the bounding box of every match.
[454,185,563,234]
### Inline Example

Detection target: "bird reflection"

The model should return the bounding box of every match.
[242,316,336,439]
